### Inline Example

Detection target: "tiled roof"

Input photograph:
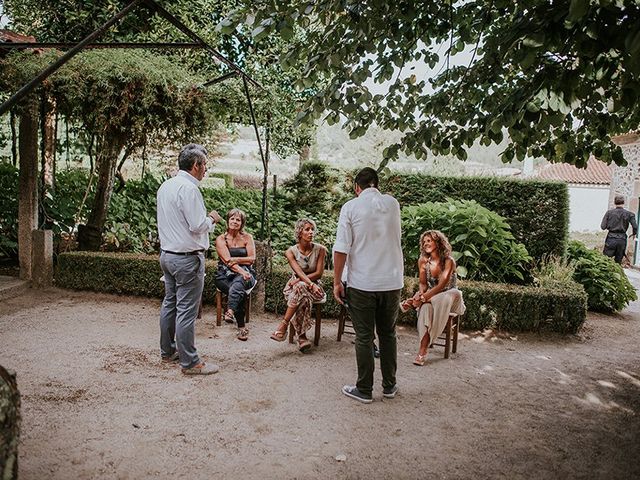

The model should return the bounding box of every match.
[533,156,611,185]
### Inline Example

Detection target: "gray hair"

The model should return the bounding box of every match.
[294,218,317,242]
[614,195,625,205]
[178,144,207,171]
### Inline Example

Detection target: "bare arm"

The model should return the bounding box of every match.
[421,258,456,304]
[215,234,252,280]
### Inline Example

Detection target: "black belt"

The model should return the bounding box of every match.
[162,249,204,256]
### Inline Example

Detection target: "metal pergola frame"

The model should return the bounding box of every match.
[0,0,272,237]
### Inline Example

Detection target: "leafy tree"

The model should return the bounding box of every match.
[222,0,640,167]
[3,0,318,158]
[1,49,223,249]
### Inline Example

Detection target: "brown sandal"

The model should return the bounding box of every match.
[298,337,312,353]
[224,310,235,324]
[270,321,289,342]
[237,327,249,341]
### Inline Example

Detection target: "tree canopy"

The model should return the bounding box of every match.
[221,0,640,167]
[2,0,318,157]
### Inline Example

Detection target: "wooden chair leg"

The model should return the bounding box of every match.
[314,304,321,346]
[245,295,251,324]
[452,315,459,354]
[216,291,223,326]
[444,315,452,359]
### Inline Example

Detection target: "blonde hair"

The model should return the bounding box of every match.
[294,218,317,242]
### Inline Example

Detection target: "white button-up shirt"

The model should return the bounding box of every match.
[157,170,215,252]
[333,187,404,291]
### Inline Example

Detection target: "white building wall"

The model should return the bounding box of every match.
[568,185,610,232]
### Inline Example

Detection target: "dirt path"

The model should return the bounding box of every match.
[1,278,639,480]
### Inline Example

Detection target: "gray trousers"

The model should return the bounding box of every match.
[160,251,204,369]
[346,287,401,396]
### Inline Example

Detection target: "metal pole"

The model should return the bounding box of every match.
[143,0,263,90]
[0,42,203,50]
[0,0,144,116]
[242,77,267,172]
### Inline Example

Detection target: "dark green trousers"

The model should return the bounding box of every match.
[346,287,401,396]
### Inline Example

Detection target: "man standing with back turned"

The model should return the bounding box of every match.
[333,167,404,403]
[157,144,222,375]
[601,195,638,264]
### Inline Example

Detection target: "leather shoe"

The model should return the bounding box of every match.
[181,362,219,375]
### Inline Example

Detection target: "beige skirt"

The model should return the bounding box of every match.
[417,288,466,346]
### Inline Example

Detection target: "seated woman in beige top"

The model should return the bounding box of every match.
[270,218,327,352]
[402,230,465,366]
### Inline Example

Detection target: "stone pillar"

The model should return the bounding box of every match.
[252,241,273,313]
[31,230,53,289]
[18,105,39,281]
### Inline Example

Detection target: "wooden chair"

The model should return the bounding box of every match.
[216,290,251,326]
[288,298,326,346]
[337,305,356,341]
[430,312,462,359]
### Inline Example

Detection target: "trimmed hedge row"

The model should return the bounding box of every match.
[265,267,587,334]
[56,252,220,303]
[56,252,587,334]
[380,173,569,260]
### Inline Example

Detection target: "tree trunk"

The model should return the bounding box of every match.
[18,103,39,280]
[40,93,56,195]
[78,131,126,251]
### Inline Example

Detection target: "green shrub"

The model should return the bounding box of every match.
[567,240,637,312]
[104,174,163,253]
[401,199,531,283]
[54,252,587,334]
[55,251,220,303]
[380,173,569,260]
[532,254,577,288]
[282,161,341,216]
[0,162,19,258]
[265,266,587,334]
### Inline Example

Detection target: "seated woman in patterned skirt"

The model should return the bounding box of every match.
[270,218,327,352]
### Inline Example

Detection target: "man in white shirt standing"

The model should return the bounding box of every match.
[333,167,404,403]
[157,144,222,375]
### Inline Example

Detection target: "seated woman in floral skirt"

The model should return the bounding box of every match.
[270,218,326,352]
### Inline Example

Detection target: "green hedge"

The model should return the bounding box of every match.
[265,267,587,333]
[55,252,220,303]
[55,253,587,334]
[380,173,569,260]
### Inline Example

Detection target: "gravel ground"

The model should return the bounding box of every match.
[1,276,639,480]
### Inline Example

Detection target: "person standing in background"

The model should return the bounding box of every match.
[601,195,638,264]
